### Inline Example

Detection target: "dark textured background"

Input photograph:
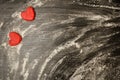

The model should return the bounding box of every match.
[0,0,120,80]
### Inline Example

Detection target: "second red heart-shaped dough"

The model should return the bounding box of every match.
[9,32,22,46]
[21,6,35,21]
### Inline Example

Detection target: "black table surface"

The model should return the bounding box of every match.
[0,0,120,80]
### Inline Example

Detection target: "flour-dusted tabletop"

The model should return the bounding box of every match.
[0,0,120,80]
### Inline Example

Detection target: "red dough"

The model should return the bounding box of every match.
[21,6,35,21]
[9,32,22,46]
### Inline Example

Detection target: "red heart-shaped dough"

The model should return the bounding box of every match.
[9,32,22,46]
[21,6,35,21]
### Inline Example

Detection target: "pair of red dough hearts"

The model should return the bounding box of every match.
[9,6,35,46]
